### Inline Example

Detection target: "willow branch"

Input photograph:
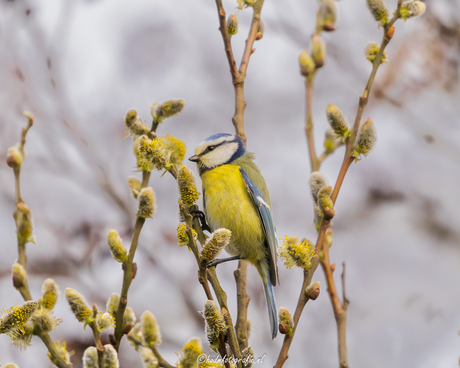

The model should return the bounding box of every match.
[305,76,319,171]
[150,345,176,368]
[234,261,250,351]
[274,258,318,368]
[208,268,243,368]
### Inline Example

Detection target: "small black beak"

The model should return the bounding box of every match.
[188,155,200,162]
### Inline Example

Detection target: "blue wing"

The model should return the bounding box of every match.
[239,167,279,286]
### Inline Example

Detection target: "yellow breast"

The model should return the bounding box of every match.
[201,164,267,264]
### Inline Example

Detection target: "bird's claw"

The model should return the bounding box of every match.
[190,209,212,232]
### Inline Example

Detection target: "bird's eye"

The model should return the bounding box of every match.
[207,145,216,152]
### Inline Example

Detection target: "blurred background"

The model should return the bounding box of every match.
[1,0,459,367]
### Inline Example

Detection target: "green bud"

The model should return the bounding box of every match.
[227,14,238,35]
[311,35,326,68]
[83,346,99,368]
[128,176,142,199]
[318,186,334,215]
[400,0,426,22]
[14,202,35,244]
[317,0,337,32]
[298,50,315,77]
[38,278,60,310]
[178,166,199,205]
[106,293,120,319]
[12,262,27,291]
[202,301,226,351]
[127,322,143,351]
[107,230,127,263]
[65,288,92,323]
[309,171,327,206]
[201,229,232,263]
[101,344,119,368]
[153,99,185,121]
[326,104,350,138]
[137,187,156,218]
[123,306,137,329]
[125,110,150,137]
[163,135,186,166]
[278,307,294,336]
[323,129,336,153]
[366,0,389,26]
[354,118,377,158]
[364,42,388,63]
[141,311,162,347]
[140,347,159,368]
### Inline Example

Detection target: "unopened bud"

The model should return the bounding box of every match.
[39,278,59,311]
[127,322,143,351]
[125,110,137,128]
[178,166,199,205]
[364,42,388,63]
[311,35,326,68]
[256,20,265,40]
[354,118,377,158]
[201,229,232,263]
[154,99,185,121]
[318,186,335,218]
[7,144,25,169]
[317,0,337,32]
[141,311,162,347]
[140,347,159,368]
[106,293,120,319]
[326,104,349,138]
[101,344,119,368]
[202,300,226,351]
[305,281,321,300]
[400,1,426,21]
[65,288,92,323]
[107,230,127,263]
[323,129,336,153]
[137,187,156,218]
[366,0,389,26]
[227,14,238,35]
[12,262,27,291]
[123,306,137,330]
[278,307,294,336]
[83,346,98,368]
[128,176,142,199]
[298,50,315,77]
[14,202,35,244]
[309,171,327,206]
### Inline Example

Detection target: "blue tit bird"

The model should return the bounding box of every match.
[189,133,279,338]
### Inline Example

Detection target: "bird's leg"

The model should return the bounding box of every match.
[207,255,241,268]
[190,209,212,232]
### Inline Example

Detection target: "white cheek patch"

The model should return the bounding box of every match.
[202,142,239,168]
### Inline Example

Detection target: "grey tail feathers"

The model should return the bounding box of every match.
[263,281,278,339]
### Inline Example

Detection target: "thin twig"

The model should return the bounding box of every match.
[150,345,176,368]
[305,76,319,171]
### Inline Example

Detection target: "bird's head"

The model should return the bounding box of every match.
[189,133,245,174]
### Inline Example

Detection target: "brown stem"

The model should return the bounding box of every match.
[274,258,318,368]
[208,268,243,368]
[114,213,146,349]
[234,261,250,351]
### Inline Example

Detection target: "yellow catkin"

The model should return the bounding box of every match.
[178,166,199,205]
[137,187,156,218]
[65,288,92,323]
[200,229,232,263]
[279,236,316,270]
[141,311,162,347]
[298,50,315,77]
[227,14,238,35]
[202,301,226,351]
[107,229,127,263]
